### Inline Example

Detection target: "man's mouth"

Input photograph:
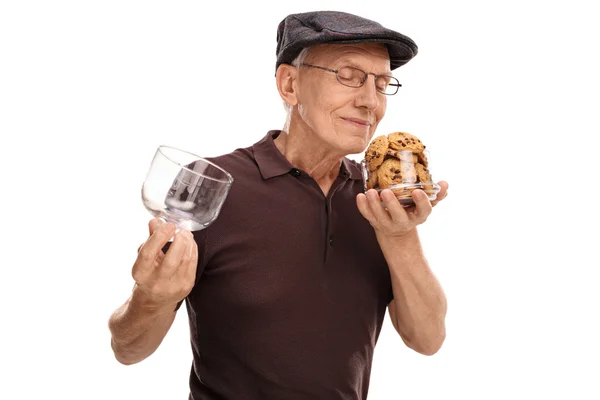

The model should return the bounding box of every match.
[343,117,371,127]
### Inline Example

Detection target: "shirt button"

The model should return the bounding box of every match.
[328,237,334,245]
[291,168,301,177]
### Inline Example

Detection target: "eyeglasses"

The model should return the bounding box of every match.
[299,63,401,95]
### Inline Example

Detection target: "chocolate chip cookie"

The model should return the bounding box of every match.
[387,132,425,152]
[365,135,389,172]
[386,149,418,163]
[376,158,405,188]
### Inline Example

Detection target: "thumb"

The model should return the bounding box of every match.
[148,217,164,236]
[137,218,164,253]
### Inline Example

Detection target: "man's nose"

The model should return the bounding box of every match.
[355,75,381,110]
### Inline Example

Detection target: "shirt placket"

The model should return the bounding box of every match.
[323,175,349,262]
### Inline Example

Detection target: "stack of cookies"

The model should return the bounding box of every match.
[363,132,433,197]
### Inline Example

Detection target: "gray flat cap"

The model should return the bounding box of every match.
[275,10,418,75]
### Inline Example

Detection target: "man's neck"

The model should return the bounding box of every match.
[273,129,343,185]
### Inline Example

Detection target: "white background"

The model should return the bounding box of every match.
[1,1,599,399]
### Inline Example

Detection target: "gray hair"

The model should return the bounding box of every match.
[282,46,313,130]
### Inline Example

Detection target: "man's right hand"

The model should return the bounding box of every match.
[131,218,199,309]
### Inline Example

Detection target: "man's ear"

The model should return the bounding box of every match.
[276,64,299,108]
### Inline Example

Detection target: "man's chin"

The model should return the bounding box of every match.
[330,127,373,155]
[343,140,370,156]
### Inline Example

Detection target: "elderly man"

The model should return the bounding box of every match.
[109,10,448,400]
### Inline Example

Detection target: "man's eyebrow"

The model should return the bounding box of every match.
[335,60,393,76]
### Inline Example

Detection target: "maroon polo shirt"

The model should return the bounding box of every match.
[178,130,393,400]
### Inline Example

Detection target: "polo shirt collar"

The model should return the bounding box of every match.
[253,130,364,181]
[342,157,364,181]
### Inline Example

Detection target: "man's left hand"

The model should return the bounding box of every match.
[356,181,448,238]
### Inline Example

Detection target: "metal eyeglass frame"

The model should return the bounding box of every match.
[299,63,401,95]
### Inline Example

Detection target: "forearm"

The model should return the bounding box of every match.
[108,286,177,365]
[378,229,447,354]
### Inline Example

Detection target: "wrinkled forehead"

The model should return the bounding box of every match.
[306,43,391,73]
